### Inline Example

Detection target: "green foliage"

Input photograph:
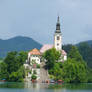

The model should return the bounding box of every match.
[9,72,23,82]
[63,43,92,69]
[0,58,3,63]
[49,75,55,79]
[49,58,87,83]
[31,74,37,80]
[62,46,87,83]
[33,70,37,74]
[63,44,73,55]
[0,51,27,82]
[87,68,92,83]
[68,46,83,61]
[17,51,28,66]
[78,42,92,68]
[0,62,8,80]
[45,46,89,83]
[63,44,92,82]
[9,66,25,82]
[49,63,63,81]
[62,58,87,83]
[4,51,18,74]
[36,64,40,68]
[43,48,61,69]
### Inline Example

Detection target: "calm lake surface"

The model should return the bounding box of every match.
[0,82,92,92]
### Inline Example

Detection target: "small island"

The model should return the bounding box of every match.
[0,17,92,84]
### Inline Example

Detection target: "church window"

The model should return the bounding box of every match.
[57,36,60,40]
[57,43,59,46]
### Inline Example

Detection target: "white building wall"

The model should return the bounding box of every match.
[64,55,67,61]
[28,54,41,64]
[54,33,62,51]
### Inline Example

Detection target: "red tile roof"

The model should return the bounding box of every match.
[29,48,41,55]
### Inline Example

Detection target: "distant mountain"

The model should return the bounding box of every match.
[76,40,92,47]
[0,36,42,57]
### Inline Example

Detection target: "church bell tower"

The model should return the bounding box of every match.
[54,16,62,51]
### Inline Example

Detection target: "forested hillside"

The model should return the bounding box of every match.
[0,36,42,57]
[63,40,92,68]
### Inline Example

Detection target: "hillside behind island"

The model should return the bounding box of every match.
[0,36,42,57]
[63,40,92,68]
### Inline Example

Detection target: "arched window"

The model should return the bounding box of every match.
[57,43,59,46]
[57,36,60,40]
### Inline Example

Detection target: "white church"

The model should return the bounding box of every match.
[27,16,67,65]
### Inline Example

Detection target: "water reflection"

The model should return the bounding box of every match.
[0,82,92,90]
[24,83,49,89]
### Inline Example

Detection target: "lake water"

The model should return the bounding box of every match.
[0,82,92,92]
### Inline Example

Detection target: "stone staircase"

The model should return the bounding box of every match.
[38,62,49,83]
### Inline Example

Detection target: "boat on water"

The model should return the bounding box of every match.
[0,79,6,82]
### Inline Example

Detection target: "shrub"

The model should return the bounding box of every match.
[37,64,40,68]
[31,74,37,80]
[33,70,37,74]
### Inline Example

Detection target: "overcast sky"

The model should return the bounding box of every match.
[0,0,92,45]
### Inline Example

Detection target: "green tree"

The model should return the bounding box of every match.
[9,71,24,82]
[9,66,25,82]
[17,51,28,66]
[87,68,92,83]
[0,62,8,80]
[62,58,87,83]
[31,74,37,80]
[0,51,27,82]
[4,51,18,74]
[78,42,92,68]
[63,44,73,55]
[49,63,63,80]
[44,46,88,83]
[43,48,61,69]
[68,46,83,62]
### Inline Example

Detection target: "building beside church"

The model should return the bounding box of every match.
[28,48,41,64]
[27,16,67,64]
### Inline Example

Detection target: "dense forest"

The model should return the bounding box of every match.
[43,45,92,83]
[62,42,92,82]
[0,51,28,82]
[63,42,92,68]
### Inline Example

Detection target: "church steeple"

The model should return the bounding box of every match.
[54,16,62,51]
[55,16,61,33]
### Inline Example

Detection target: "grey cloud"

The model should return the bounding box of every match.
[0,0,92,44]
